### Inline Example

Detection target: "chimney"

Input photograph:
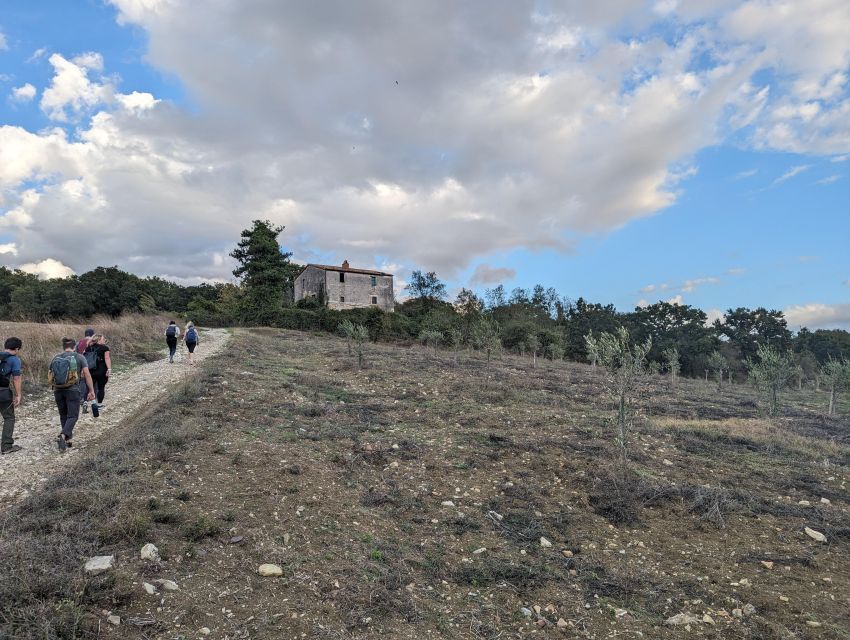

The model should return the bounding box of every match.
[342,260,350,270]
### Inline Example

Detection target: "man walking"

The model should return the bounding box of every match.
[77,328,94,413]
[50,338,95,451]
[1,337,23,455]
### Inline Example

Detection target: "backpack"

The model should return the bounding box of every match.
[84,347,98,371]
[0,353,11,389]
[186,327,198,342]
[76,338,89,354]
[166,325,177,338]
[48,353,80,389]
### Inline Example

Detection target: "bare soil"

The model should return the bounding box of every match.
[1,328,848,639]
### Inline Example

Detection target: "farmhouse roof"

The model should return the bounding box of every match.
[301,261,393,277]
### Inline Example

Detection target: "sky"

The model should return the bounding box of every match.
[0,0,848,329]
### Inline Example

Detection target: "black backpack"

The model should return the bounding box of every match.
[84,347,98,371]
[0,353,11,389]
[166,325,177,338]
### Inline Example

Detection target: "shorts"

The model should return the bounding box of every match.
[185,341,197,353]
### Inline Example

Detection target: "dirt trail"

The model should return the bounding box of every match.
[0,328,230,502]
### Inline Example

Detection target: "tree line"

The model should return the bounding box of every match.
[3,220,849,390]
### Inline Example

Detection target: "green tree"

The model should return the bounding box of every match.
[821,358,850,416]
[405,270,446,308]
[707,351,728,391]
[231,220,296,324]
[596,327,652,461]
[662,347,680,389]
[748,344,795,415]
[715,307,791,363]
[419,329,443,356]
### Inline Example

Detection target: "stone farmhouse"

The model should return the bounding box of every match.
[294,261,395,312]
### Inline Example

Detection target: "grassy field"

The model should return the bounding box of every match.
[0,314,170,386]
[1,328,848,639]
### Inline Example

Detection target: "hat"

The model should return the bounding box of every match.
[85,328,95,337]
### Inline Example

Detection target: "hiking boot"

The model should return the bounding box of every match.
[1,445,22,455]
[57,435,67,452]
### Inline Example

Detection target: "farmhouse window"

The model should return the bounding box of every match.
[371,296,378,305]
[340,296,345,303]
[371,276,377,287]
[339,272,345,283]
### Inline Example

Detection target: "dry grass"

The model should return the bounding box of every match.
[0,314,169,386]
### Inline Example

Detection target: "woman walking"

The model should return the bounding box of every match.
[183,321,199,365]
[165,320,180,363]
[85,334,112,407]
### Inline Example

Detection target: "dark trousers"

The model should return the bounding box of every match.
[1,400,14,450]
[166,337,178,361]
[54,387,82,439]
[92,373,108,403]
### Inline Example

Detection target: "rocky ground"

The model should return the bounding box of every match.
[0,328,848,639]
[0,328,230,502]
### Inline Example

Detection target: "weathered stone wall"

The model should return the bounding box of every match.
[295,267,394,312]
[294,266,327,303]
[325,271,394,312]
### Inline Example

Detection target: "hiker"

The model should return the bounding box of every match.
[1,337,23,455]
[76,328,94,354]
[165,320,180,363]
[50,338,95,451]
[183,321,199,365]
[84,334,112,406]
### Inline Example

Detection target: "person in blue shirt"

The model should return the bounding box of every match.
[1,337,23,455]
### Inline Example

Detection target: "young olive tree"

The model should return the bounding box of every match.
[447,327,464,364]
[597,327,652,461]
[748,344,795,416]
[527,334,540,369]
[584,333,600,370]
[821,358,850,416]
[339,321,368,369]
[662,347,680,389]
[472,317,502,388]
[338,319,355,356]
[707,351,728,391]
[419,329,443,357]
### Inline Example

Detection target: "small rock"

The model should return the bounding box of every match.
[140,543,160,562]
[666,613,700,626]
[662,458,673,466]
[540,537,553,548]
[614,608,629,618]
[561,550,573,558]
[472,548,486,555]
[732,608,743,618]
[804,527,827,543]
[739,578,750,586]
[533,605,542,615]
[536,619,547,628]
[743,604,756,616]
[258,563,283,577]
[107,615,120,626]
[155,579,178,591]
[520,607,533,618]
[798,500,811,506]
[806,621,822,628]
[283,533,291,545]
[389,461,399,468]
[143,582,157,595]
[702,614,715,625]
[779,596,789,602]
[84,555,115,575]
[230,535,243,544]
[200,628,211,636]
[441,500,456,507]
[820,497,830,505]
[557,618,569,628]
[761,561,774,569]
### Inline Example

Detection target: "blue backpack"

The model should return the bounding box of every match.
[186,327,198,343]
[49,353,80,389]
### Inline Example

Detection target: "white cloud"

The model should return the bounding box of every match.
[681,276,720,293]
[0,30,8,51]
[27,47,47,63]
[19,258,75,279]
[40,53,113,121]
[816,174,840,185]
[734,169,757,179]
[785,302,850,330]
[726,267,745,275]
[469,264,517,286]
[1,2,850,280]
[667,294,684,305]
[705,308,724,325]
[0,242,18,255]
[640,284,656,294]
[832,154,849,163]
[774,164,811,184]
[10,83,36,103]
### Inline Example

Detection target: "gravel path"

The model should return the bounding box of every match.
[0,328,230,502]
